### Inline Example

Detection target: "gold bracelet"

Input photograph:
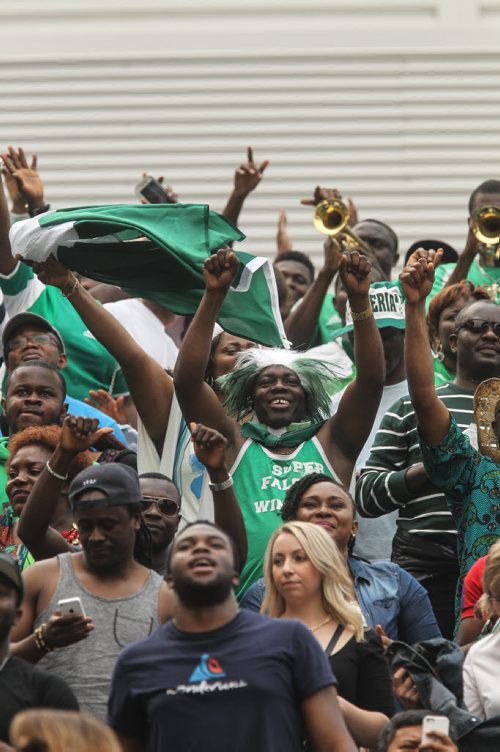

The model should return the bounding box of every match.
[350,306,373,322]
[34,624,53,653]
[61,278,80,299]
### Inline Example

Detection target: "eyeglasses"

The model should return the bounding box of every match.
[141,495,179,516]
[455,318,500,337]
[7,334,58,352]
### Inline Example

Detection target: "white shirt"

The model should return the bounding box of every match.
[463,625,500,720]
[104,298,178,370]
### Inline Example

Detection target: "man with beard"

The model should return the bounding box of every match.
[107,522,357,752]
[0,553,77,746]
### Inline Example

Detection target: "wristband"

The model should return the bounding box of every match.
[208,474,233,492]
[350,306,373,322]
[46,460,68,481]
[61,278,80,299]
[29,204,51,218]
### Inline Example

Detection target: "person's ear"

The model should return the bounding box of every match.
[1,398,5,415]
[351,519,359,537]
[232,571,240,588]
[132,511,141,531]
[166,574,175,591]
[12,606,22,627]
[449,333,458,354]
[392,253,400,267]
[57,353,68,370]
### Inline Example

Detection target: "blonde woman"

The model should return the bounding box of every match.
[262,521,394,749]
[10,710,121,752]
[463,540,500,720]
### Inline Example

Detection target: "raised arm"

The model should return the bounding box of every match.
[221,147,268,227]
[284,236,341,349]
[21,256,173,445]
[173,249,239,443]
[322,252,384,475]
[0,147,47,275]
[400,251,451,447]
[190,422,247,568]
[17,416,111,559]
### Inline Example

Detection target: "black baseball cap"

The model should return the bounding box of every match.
[69,463,142,510]
[0,553,23,605]
[2,312,65,354]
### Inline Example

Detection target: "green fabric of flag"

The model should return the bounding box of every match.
[10,203,287,347]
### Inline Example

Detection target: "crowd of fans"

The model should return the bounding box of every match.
[0,143,499,750]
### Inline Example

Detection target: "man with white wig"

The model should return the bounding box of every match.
[174,248,385,597]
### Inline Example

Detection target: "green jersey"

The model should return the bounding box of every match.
[0,263,128,401]
[430,260,500,303]
[432,354,454,386]
[231,436,339,598]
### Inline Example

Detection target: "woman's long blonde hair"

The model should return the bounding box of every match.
[261,521,364,641]
[10,710,121,752]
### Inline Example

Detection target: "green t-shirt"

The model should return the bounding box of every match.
[432,353,454,386]
[232,436,339,598]
[0,263,128,402]
[430,260,500,303]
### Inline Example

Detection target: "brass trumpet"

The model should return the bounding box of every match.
[312,198,372,254]
[471,205,500,248]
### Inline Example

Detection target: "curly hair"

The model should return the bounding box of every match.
[6,424,93,483]
[427,281,491,348]
[280,472,356,522]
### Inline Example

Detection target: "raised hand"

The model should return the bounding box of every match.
[16,253,77,293]
[0,146,45,208]
[190,422,228,472]
[203,248,240,293]
[322,235,342,274]
[338,251,372,299]
[60,415,113,454]
[301,185,342,207]
[399,249,443,304]
[138,172,178,204]
[85,390,128,425]
[233,146,269,197]
[276,208,294,254]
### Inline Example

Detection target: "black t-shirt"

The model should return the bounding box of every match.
[328,628,395,717]
[108,610,337,752]
[0,656,79,742]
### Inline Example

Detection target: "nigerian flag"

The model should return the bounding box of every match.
[9,203,286,347]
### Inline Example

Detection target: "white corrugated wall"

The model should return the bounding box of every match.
[2,1,500,267]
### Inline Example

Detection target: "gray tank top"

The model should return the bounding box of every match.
[35,553,163,720]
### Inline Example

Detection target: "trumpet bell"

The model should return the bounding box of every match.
[313,199,350,237]
[472,206,500,245]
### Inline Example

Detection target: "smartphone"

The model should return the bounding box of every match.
[421,715,450,744]
[135,176,173,204]
[58,597,86,618]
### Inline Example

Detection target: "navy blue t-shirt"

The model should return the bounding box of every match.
[107,609,337,752]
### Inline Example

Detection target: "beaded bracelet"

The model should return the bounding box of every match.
[34,624,53,653]
[350,306,373,322]
[46,460,68,482]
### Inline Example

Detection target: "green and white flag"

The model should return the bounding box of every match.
[10,203,287,347]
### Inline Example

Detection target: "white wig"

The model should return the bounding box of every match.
[217,347,341,422]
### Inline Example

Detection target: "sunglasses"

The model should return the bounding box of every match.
[455,318,500,337]
[141,495,179,516]
[7,334,58,352]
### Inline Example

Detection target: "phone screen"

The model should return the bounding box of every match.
[136,177,171,204]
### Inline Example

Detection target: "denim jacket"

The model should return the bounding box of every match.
[240,557,441,645]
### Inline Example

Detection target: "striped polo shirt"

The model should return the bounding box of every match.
[355,382,475,542]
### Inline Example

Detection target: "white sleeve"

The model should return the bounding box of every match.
[463,650,486,720]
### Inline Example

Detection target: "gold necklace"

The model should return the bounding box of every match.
[309,615,332,633]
